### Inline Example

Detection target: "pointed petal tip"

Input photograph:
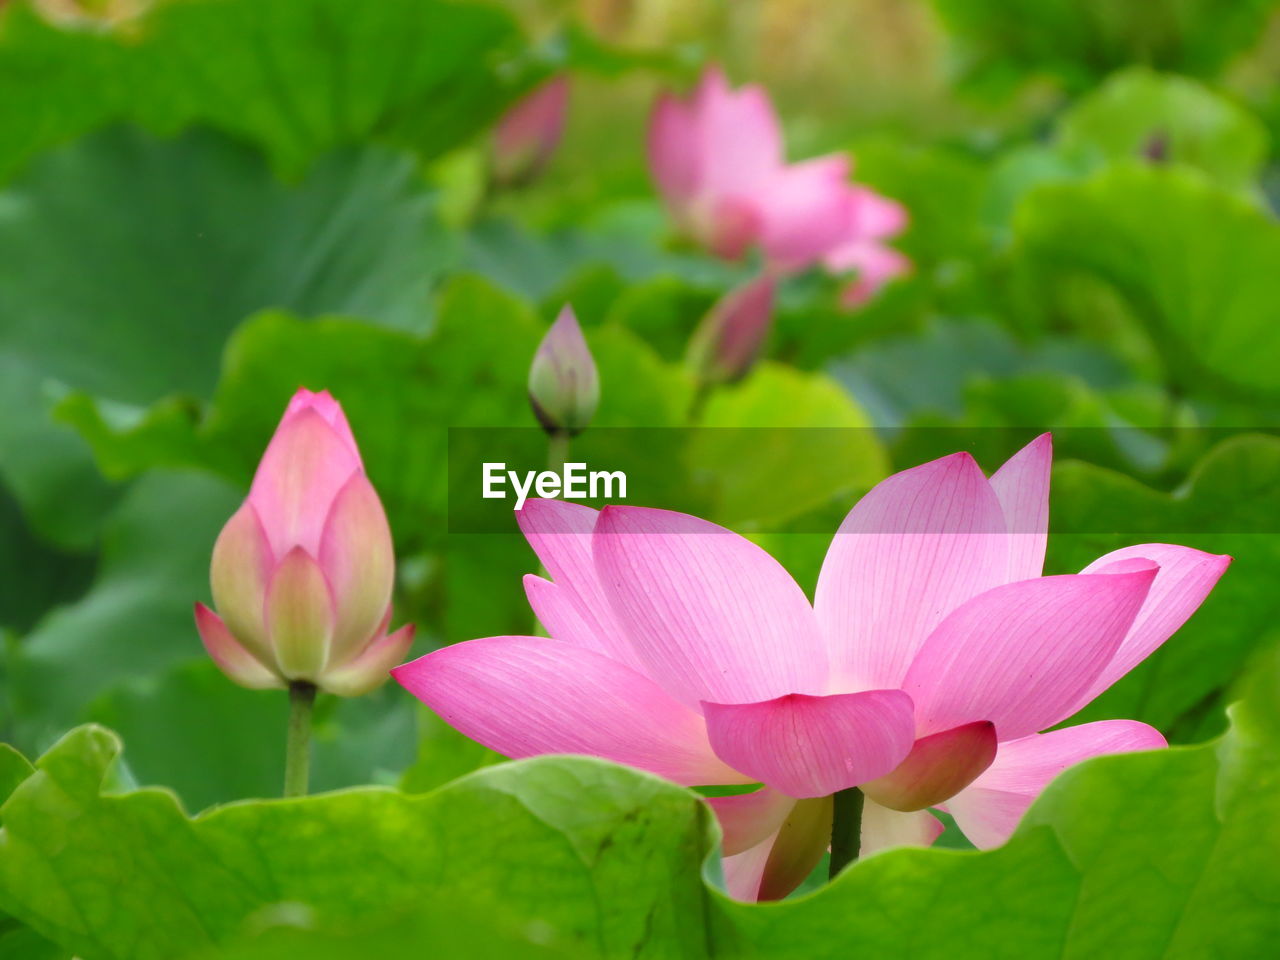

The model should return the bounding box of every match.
[861,719,998,811]
[321,621,417,697]
[516,496,597,536]
[595,503,721,536]
[387,651,426,684]
[552,303,581,330]
[1092,556,1162,580]
[195,602,283,690]
[905,567,1159,740]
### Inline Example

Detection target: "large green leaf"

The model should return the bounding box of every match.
[833,317,1130,429]
[695,363,888,528]
[985,69,1268,231]
[0,356,120,550]
[6,471,241,753]
[0,127,448,405]
[930,0,1274,95]
[1056,68,1269,190]
[5,652,1280,959]
[205,910,582,959]
[0,743,32,804]
[0,482,93,636]
[0,916,69,960]
[0,0,526,180]
[1011,162,1280,403]
[0,726,711,960]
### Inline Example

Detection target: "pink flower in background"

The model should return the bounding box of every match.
[648,66,908,292]
[823,186,911,307]
[392,435,1228,900]
[492,75,570,187]
[196,388,414,696]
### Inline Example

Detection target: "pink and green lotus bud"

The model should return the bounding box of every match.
[492,75,570,187]
[528,306,599,436]
[196,388,414,696]
[860,721,997,811]
[687,275,776,385]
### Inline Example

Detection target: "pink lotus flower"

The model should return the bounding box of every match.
[392,436,1227,900]
[823,187,911,307]
[649,67,868,271]
[492,75,570,187]
[648,66,909,297]
[196,388,414,696]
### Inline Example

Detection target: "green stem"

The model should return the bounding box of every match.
[687,378,715,425]
[828,786,864,880]
[283,681,317,798]
[546,430,570,474]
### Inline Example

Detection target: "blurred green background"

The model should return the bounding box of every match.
[0,0,1278,956]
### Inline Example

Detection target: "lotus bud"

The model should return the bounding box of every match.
[860,721,997,811]
[1142,130,1170,163]
[196,388,414,697]
[492,75,570,188]
[528,306,599,437]
[687,275,776,386]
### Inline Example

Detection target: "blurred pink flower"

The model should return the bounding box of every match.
[196,388,413,696]
[648,66,908,290]
[392,435,1227,900]
[823,186,911,307]
[493,75,570,187]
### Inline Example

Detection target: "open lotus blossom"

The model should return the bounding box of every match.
[196,388,414,697]
[392,435,1228,901]
[648,66,905,277]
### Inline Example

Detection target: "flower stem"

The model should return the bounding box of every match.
[283,681,317,798]
[828,786,864,880]
[687,378,715,425]
[547,430,570,474]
